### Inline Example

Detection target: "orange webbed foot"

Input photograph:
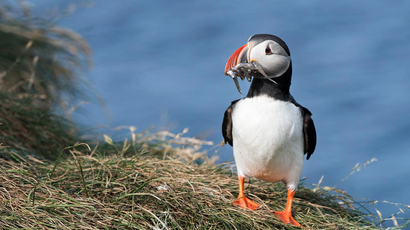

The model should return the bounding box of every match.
[233,196,260,210]
[272,210,302,227]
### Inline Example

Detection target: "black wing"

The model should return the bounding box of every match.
[290,95,317,160]
[222,100,239,146]
[301,107,317,159]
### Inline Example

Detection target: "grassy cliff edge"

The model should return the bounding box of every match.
[0,130,388,229]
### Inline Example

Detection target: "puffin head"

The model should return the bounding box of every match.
[224,34,291,80]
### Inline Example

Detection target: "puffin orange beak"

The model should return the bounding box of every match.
[224,43,251,75]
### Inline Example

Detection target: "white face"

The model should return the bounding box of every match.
[249,40,291,77]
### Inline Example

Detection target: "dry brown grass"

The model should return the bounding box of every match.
[0,129,383,229]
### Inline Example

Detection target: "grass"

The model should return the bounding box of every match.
[0,2,107,160]
[1,128,406,229]
[0,1,93,110]
[0,92,78,160]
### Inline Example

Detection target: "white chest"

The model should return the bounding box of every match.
[231,95,304,188]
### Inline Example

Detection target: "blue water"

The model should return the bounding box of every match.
[33,0,410,226]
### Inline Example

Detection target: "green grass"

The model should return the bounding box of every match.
[0,92,78,160]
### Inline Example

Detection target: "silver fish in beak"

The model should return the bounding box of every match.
[224,43,275,96]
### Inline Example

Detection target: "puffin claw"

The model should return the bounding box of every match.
[272,210,303,227]
[233,196,260,210]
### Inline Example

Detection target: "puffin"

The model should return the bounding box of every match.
[222,34,317,227]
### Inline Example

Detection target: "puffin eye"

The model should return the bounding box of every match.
[265,46,272,55]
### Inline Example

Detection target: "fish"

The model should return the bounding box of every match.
[225,62,276,96]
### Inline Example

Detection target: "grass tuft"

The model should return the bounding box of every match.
[0,92,78,159]
[0,1,92,110]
